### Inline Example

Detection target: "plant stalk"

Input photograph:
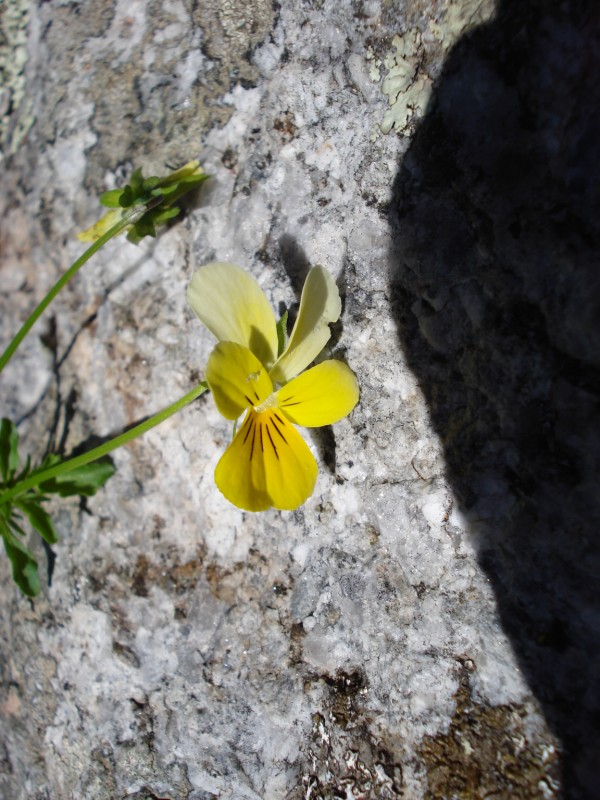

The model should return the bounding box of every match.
[0,382,208,506]
[0,205,148,374]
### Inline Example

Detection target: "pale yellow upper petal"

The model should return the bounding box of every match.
[269,266,341,384]
[214,409,318,512]
[276,360,359,427]
[187,262,278,368]
[206,342,273,420]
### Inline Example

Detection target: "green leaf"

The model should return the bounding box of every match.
[15,500,58,545]
[157,161,206,187]
[127,216,156,244]
[119,185,134,207]
[1,520,40,597]
[129,168,144,198]
[41,462,115,498]
[152,206,181,226]
[99,189,125,208]
[126,204,180,244]
[38,458,115,498]
[15,454,31,482]
[151,174,209,207]
[39,452,61,469]
[142,176,161,192]
[276,310,288,358]
[8,516,27,537]
[0,418,19,482]
[151,181,180,199]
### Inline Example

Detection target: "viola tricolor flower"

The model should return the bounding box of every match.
[187,263,359,511]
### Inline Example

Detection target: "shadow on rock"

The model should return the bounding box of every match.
[388,1,600,797]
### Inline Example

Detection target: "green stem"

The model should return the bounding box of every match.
[0,205,148,375]
[0,382,208,506]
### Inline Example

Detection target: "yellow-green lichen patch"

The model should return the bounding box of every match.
[379,0,496,136]
[365,47,382,83]
[379,28,432,135]
[0,0,31,156]
[430,0,494,52]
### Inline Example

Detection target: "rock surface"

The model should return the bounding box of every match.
[1,1,598,798]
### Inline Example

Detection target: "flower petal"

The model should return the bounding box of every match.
[187,263,278,368]
[77,208,126,242]
[269,266,341,383]
[214,409,318,511]
[276,360,359,427]
[206,342,273,420]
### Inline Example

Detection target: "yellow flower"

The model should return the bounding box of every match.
[187,263,359,511]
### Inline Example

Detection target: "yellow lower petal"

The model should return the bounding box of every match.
[214,409,317,512]
[275,360,359,427]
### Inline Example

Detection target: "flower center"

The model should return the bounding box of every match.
[253,393,279,413]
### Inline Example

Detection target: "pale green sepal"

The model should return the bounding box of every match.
[276,309,288,357]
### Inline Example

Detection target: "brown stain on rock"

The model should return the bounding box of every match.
[419,663,561,799]
[293,660,561,800]
[292,667,404,800]
[130,547,206,599]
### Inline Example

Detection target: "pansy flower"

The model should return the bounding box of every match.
[187,263,359,511]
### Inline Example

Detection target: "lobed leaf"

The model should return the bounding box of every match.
[128,168,144,198]
[38,458,116,498]
[0,418,19,482]
[8,516,27,537]
[15,454,31,483]
[118,185,135,207]
[1,519,40,597]
[15,500,58,545]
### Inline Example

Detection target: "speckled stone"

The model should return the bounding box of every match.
[1,1,598,798]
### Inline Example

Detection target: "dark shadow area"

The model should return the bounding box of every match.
[388,1,600,797]
[278,232,347,350]
[279,233,312,300]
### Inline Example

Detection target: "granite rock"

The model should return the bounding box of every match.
[1,1,597,798]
